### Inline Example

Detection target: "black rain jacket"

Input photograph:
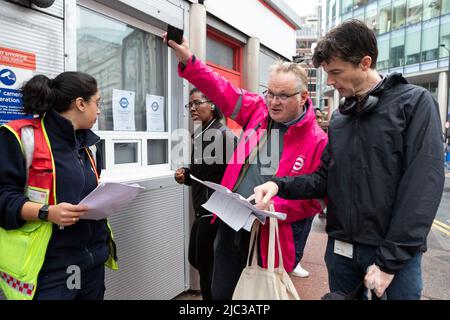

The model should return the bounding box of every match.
[273,73,444,274]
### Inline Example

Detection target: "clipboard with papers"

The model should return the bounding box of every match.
[190,175,286,231]
[79,182,145,220]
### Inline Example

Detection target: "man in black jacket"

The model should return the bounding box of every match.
[254,19,444,300]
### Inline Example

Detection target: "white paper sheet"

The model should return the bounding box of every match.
[112,89,135,131]
[191,174,286,231]
[146,94,165,132]
[79,182,145,220]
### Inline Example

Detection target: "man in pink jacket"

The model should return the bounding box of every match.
[166,35,328,299]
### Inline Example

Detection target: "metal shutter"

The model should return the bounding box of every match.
[104,183,186,300]
[0,0,64,78]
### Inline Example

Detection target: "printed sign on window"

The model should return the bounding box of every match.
[112,89,135,131]
[146,94,165,132]
[0,47,36,125]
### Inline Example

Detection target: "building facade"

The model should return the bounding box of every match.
[323,0,450,130]
[0,0,301,299]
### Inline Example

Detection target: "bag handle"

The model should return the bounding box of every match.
[246,194,284,272]
[267,216,284,271]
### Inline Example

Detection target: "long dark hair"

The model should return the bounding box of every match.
[189,87,223,120]
[21,71,98,116]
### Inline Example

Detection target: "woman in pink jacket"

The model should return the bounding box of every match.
[166,35,328,299]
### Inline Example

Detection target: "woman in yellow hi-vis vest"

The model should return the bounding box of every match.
[0,72,118,300]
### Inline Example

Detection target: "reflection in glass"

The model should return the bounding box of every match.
[378,1,392,34]
[423,0,441,21]
[148,140,168,165]
[114,142,138,164]
[421,19,439,62]
[365,3,378,32]
[439,15,450,58]
[405,24,421,65]
[392,0,407,29]
[206,37,234,70]
[377,34,390,70]
[390,29,405,68]
[77,6,167,132]
[407,0,422,25]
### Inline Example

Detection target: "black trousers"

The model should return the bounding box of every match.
[33,264,105,300]
[188,215,218,300]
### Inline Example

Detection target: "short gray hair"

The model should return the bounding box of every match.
[269,59,308,92]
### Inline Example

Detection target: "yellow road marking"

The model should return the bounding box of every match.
[433,219,450,231]
[432,223,450,236]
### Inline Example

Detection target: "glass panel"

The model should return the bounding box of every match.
[407,0,422,25]
[355,0,369,9]
[390,29,405,68]
[421,18,439,62]
[392,0,407,30]
[365,3,379,32]
[405,24,421,65]
[443,0,450,15]
[423,0,441,20]
[77,6,167,132]
[147,139,168,165]
[114,142,138,164]
[377,34,390,70]
[97,139,106,170]
[439,15,450,58]
[206,37,234,70]
[378,1,392,34]
[341,0,353,15]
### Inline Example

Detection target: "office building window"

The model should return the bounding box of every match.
[341,0,353,15]
[421,18,439,62]
[390,29,405,68]
[439,15,450,58]
[392,0,407,29]
[407,0,422,25]
[378,1,392,34]
[405,24,421,65]
[443,0,450,15]
[423,0,441,21]
[377,34,390,70]
[365,3,379,32]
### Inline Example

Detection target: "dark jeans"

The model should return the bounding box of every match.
[293,216,314,265]
[324,237,423,300]
[33,264,105,300]
[188,215,217,300]
[211,220,250,300]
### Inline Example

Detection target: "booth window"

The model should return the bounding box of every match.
[206,28,243,136]
[76,6,169,173]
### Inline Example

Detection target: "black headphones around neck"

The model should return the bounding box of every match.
[339,78,385,116]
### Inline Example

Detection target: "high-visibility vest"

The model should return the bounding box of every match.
[0,117,118,300]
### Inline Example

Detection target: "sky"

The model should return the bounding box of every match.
[284,0,317,17]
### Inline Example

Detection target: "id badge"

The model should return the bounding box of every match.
[26,186,49,205]
[334,239,353,259]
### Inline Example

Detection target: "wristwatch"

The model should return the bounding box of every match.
[38,204,50,221]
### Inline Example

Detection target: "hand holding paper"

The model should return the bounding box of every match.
[79,182,145,220]
[190,175,286,231]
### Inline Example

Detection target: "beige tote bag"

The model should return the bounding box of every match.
[232,214,300,300]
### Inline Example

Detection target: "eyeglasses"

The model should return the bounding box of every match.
[184,99,211,109]
[263,90,301,102]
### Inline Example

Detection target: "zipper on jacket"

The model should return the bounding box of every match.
[85,221,95,266]
[348,117,359,242]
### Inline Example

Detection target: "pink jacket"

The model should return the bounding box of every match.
[179,56,328,272]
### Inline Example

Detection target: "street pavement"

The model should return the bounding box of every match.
[292,174,450,300]
[177,174,450,301]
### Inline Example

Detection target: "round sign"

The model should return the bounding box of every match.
[151,101,159,112]
[119,97,129,108]
[0,69,17,86]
